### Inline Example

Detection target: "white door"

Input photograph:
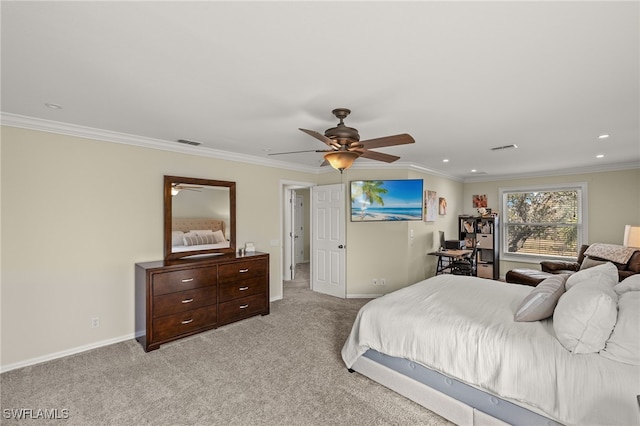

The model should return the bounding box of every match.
[294,194,305,264]
[312,183,346,298]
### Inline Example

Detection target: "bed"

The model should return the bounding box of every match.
[171,217,230,253]
[342,269,640,425]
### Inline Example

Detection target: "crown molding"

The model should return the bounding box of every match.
[0,113,322,174]
[3,112,636,181]
[463,161,640,183]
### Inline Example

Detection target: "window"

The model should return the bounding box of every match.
[500,183,587,261]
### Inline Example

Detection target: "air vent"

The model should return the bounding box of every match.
[490,144,518,151]
[177,139,201,146]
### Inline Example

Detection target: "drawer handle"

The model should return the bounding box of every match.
[239,304,249,309]
[181,298,194,304]
[239,268,249,273]
[181,319,193,324]
[181,278,194,283]
[239,286,249,291]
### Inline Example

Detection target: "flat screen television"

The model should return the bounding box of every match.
[350,179,424,222]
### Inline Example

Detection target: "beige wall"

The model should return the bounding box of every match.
[2,124,637,369]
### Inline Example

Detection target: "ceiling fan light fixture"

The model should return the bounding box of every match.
[324,151,360,172]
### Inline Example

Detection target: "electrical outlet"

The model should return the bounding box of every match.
[91,317,100,328]
[372,278,378,286]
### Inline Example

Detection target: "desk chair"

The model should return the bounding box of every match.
[451,244,478,276]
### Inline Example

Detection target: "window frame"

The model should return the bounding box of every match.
[499,182,588,264]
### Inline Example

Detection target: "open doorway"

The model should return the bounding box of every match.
[281,181,314,297]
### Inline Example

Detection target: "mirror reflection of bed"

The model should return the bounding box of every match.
[171,218,230,253]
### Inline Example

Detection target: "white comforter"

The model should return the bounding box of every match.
[342,274,640,426]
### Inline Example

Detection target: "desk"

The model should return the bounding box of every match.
[428,249,473,275]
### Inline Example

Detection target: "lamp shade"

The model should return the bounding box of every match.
[623,225,640,248]
[324,151,360,172]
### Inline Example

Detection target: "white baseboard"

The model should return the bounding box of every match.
[1,333,136,373]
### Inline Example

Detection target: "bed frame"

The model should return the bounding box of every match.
[351,350,560,426]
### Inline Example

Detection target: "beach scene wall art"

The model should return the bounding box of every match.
[350,179,424,221]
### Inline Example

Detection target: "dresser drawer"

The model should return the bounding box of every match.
[218,259,267,283]
[153,287,217,318]
[152,306,216,342]
[219,293,267,322]
[152,266,217,295]
[218,277,266,302]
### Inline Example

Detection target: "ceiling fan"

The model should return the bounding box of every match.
[171,183,202,196]
[270,108,415,172]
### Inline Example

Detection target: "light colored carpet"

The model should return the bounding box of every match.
[1,270,451,425]
[283,261,311,288]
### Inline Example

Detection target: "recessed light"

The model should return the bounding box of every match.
[596,154,605,158]
[598,134,610,139]
[442,159,449,163]
[471,169,477,173]
[45,103,63,110]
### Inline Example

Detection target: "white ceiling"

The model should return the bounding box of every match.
[2,1,639,180]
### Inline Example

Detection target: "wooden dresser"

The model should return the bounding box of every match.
[135,252,269,352]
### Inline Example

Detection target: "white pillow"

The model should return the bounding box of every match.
[212,229,226,243]
[514,274,567,322]
[192,229,214,235]
[171,231,184,246]
[565,261,618,291]
[600,290,640,365]
[553,278,618,353]
[183,234,200,246]
[614,274,640,295]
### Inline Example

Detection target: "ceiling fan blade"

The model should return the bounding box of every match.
[357,149,401,163]
[268,149,327,156]
[359,133,415,150]
[299,128,338,148]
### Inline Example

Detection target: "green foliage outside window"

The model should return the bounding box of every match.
[505,190,579,257]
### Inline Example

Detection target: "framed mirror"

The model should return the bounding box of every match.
[164,175,236,260]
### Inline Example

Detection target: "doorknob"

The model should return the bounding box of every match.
[338,245,344,249]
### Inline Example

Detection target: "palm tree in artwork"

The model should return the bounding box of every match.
[352,181,388,219]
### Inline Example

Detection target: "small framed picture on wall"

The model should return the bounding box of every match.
[439,197,447,215]
[424,190,437,222]
[473,194,488,208]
